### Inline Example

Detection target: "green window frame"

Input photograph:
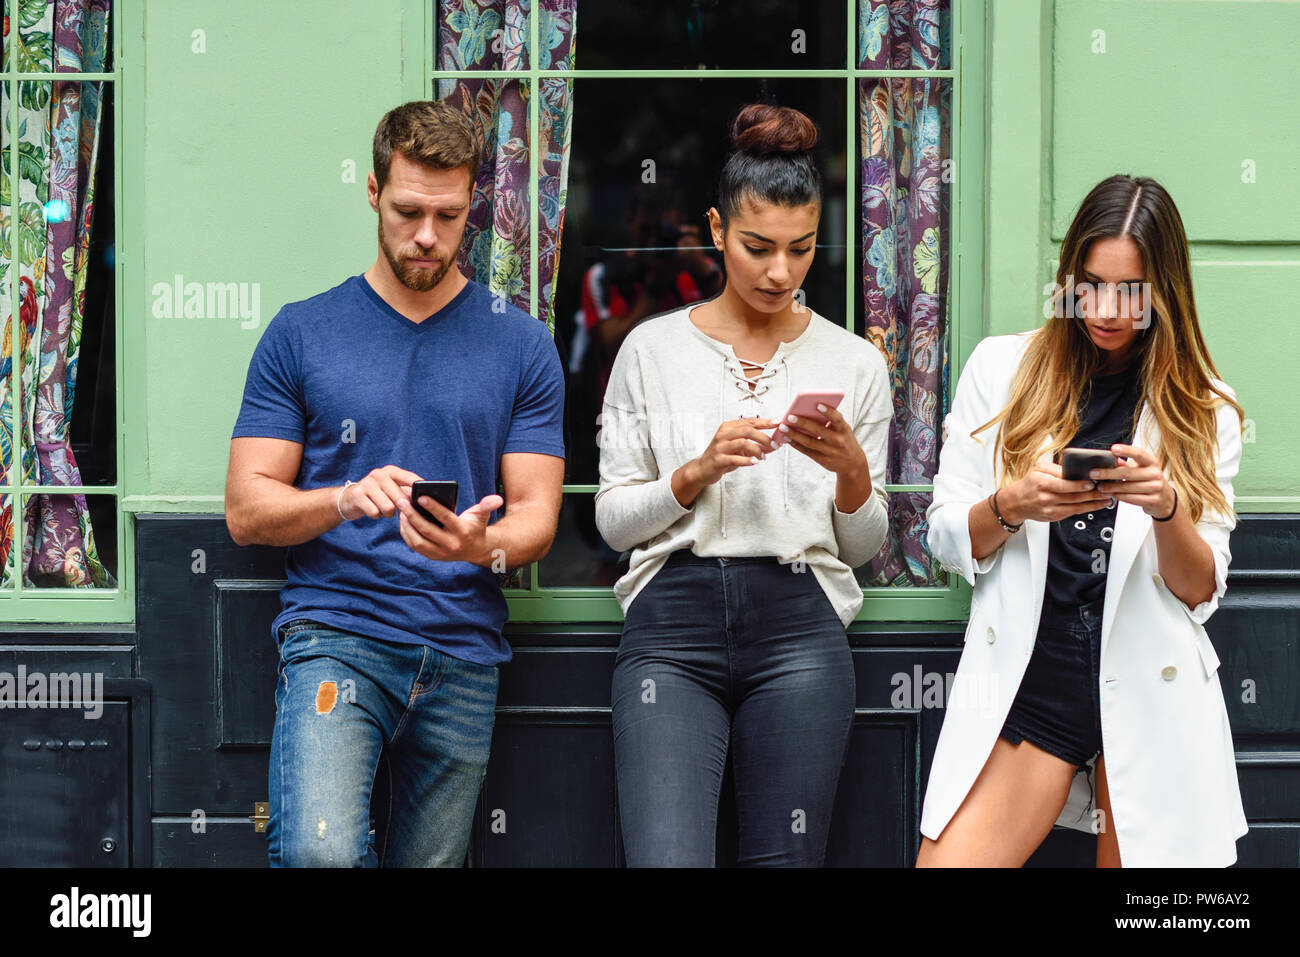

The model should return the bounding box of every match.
[424,1,988,624]
[1,0,129,622]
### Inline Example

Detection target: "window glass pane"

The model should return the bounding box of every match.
[537,0,576,71]
[537,491,621,587]
[0,494,11,589]
[2,80,116,492]
[434,78,537,319]
[70,90,116,491]
[436,0,530,71]
[856,489,946,587]
[576,1,846,70]
[500,563,530,590]
[20,492,115,587]
[857,0,950,71]
[854,75,952,587]
[556,78,847,486]
[11,0,113,74]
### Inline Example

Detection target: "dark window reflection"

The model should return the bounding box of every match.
[577,1,846,71]
[556,78,847,488]
[72,89,117,488]
[538,492,624,587]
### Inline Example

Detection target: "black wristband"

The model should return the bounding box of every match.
[989,488,1022,533]
[1152,487,1179,522]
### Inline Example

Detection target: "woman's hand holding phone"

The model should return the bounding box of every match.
[1089,444,1176,518]
[671,417,776,509]
[778,402,868,479]
[1001,464,1114,524]
[691,417,779,485]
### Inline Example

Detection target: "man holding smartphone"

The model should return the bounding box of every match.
[225,101,565,867]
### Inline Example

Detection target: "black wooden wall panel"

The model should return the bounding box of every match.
[214,582,283,748]
[124,513,1300,866]
[135,515,285,826]
[1211,516,1300,865]
[151,818,271,867]
[1,701,130,866]
[0,675,150,866]
[826,715,916,866]
[473,710,619,867]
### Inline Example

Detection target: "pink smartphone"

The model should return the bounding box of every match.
[768,391,845,448]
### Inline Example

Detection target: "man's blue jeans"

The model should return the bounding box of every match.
[266,618,499,867]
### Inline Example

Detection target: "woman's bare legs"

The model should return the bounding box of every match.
[915,736,1078,867]
[1094,753,1121,867]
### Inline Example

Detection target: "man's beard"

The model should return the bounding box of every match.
[378,218,454,292]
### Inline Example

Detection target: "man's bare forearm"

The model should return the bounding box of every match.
[232,474,559,569]
[480,504,557,569]
[228,476,345,547]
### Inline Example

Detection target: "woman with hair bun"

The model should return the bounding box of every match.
[917,175,1248,867]
[596,102,893,866]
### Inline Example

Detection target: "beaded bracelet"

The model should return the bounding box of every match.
[989,488,1022,533]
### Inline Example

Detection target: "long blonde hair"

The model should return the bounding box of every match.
[974,175,1243,524]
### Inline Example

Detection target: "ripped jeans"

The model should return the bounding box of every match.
[266,618,499,867]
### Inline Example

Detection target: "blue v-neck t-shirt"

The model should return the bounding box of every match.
[231,274,566,665]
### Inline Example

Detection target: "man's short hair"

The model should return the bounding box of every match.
[372,100,482,196]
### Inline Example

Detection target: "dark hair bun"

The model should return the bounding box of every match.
[729,103,818,156]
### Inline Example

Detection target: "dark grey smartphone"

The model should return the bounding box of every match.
[1060,447,1118,481]
[410,480,459,528]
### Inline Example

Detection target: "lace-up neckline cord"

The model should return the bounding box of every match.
[681,308,817,539]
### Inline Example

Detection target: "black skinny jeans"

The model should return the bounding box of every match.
[611,551,855,866]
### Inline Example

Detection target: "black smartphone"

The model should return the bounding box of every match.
[1060,447,1118,481]
[410,480,459,528]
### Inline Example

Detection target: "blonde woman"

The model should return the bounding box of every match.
[917,175,1247,867]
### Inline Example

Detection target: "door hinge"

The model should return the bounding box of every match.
[250,801,269,833]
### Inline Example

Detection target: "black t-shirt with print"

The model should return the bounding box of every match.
[1044,360,1144,608]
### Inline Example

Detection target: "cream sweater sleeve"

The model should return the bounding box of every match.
[594,339,692,553]
[830,341,892,568]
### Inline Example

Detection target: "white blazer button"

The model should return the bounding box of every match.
[986,626,996,644]
[1161,665,1177,681]
[1152,573,1164,588]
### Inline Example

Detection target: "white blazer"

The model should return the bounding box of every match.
[919,330,1248,867]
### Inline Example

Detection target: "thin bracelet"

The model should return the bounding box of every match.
[989,488,1023,533]
[1152,487,1179,522]
[337,480,356,522]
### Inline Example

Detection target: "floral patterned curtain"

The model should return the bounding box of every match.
[857,0,951,587]
[0,0,113,588]
[435,0,576,335]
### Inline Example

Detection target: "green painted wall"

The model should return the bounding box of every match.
[123,0,424,512]
[122,0,1296,513]
[985,0,1299,511]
